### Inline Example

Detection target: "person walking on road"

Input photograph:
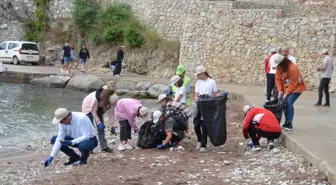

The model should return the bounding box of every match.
[62,41,71,74]
[79,44,90,73]
[44,108,98,167]
[70,46,78,70]
[113,46,125,77]
[242,105,282,151]
[265,48,277,102]
[274,54,306,131]
[114,98,150,151]
[315,49,334,107]
[193,65,220,152]
[82,86,118,153]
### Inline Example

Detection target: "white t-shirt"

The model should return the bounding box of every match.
[269,55,277,74]
[175,86,186,104]
[195,78,218,96]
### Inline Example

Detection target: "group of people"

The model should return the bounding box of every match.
[62,41,91,74]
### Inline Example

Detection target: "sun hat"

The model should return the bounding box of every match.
[176,65,185,75]
[272,54,285,65]
[322,49,329,54]
[195,65,207,75]
[152,110,162,123]
[243,105,253,114]
[170,75,181,86]
[109,94,119,105]
[157,94,167,103]
[139,107,149,117]
[52,108,70,124]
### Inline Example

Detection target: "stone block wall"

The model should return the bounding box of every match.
[48,0,73,20]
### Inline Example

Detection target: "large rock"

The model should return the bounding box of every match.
[148,84,167,98]
[135,81,153,91]
[30,75,71,88]
[116,81,136,91]
[66,75,105,92]
[115,89,131,96]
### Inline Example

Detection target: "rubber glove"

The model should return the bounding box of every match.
[110,127,116,135]
[44,156,54,167]
[156,144,166,149]
[60,140,72,147]
[97,123,105,130]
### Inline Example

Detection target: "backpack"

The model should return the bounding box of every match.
[169,115,188,131]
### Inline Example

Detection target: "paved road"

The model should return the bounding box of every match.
[3,64,336,183]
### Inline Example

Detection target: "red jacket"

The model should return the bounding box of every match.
[243,107,281,139]
[264,54,274,74]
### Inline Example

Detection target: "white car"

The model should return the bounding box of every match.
[0,41,40,65]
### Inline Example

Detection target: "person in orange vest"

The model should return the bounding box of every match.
[242,105,282,151]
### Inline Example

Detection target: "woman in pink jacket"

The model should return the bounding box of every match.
[82,86,118,153]
[114,98,150,151]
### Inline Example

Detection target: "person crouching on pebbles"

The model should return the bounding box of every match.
[114,98,150,151]
[82,85,118,153]
[44,108,98,167]
[242,105,282,151]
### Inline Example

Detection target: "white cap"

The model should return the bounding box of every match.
[52,108,70,124]
[153,111,162,123]
[109,94,118,105]
[272,54,285,65]
[170,75,181,86]
[157,94,167,103]
[195,65,207,75]
[270,48,277,53]
[322,49,329,54]
[243,105,253,114]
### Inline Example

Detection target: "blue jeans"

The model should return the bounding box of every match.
[51,135,98,162]
[285,93,301,123]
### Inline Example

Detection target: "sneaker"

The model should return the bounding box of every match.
[118,144,126,151]
[251,145,261,151]
[124,144,134,150]
[282,122,288,128]
[102,147,113,153]
[199,147,207,153]
[63,154,81,166]
[73,160,87,166]
[115,75,120,77]
[323,103,330,107]
[284,122,293,131]
[196,142,201,151]
[268,141,275,150]
[314,103,322,106]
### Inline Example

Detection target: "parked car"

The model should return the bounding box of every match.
[0,41,40,65]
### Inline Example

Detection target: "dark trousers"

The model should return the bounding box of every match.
[170,134,183,147]
[248,125,281,145]
[318,78,331,104]
[86,113,108,149]
[113,60,122,76]
[50,136,98,163]
[193,115,208,147]
[266,73,276,101]
[119,120,132,141]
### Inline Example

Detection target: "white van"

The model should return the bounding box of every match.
[0,41,40,65]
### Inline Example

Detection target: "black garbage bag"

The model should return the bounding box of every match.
[263,99,287,124]
[137,121,164,149]
[197,93,228,146]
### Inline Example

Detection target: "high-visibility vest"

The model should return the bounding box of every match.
[171,76,191,106]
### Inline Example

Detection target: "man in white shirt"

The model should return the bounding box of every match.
[282,47,296,64]
[44,108,98,167]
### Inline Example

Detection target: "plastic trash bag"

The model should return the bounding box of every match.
[137,121,164,148]
[263,99,287,124]
[197,93,228,146]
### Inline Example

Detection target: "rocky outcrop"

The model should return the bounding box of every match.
[116,81,136,91]
[30,75,71,88]
[66,75,105,92]
[135,81,153,91]
[148,84,167,98]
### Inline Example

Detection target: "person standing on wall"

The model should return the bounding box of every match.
[82,86,118,153]
[265,48,277,102]
[193,65,220,152]
[274,54,306,131]
[44,108,98,167]
[113,46,125,77]
[315,49,334,107]
[282,47,296,64]
[171,65,191,106]
[62,41,71,74]
[79,44,90,73]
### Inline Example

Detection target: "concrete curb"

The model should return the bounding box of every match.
[237,91,335,184]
